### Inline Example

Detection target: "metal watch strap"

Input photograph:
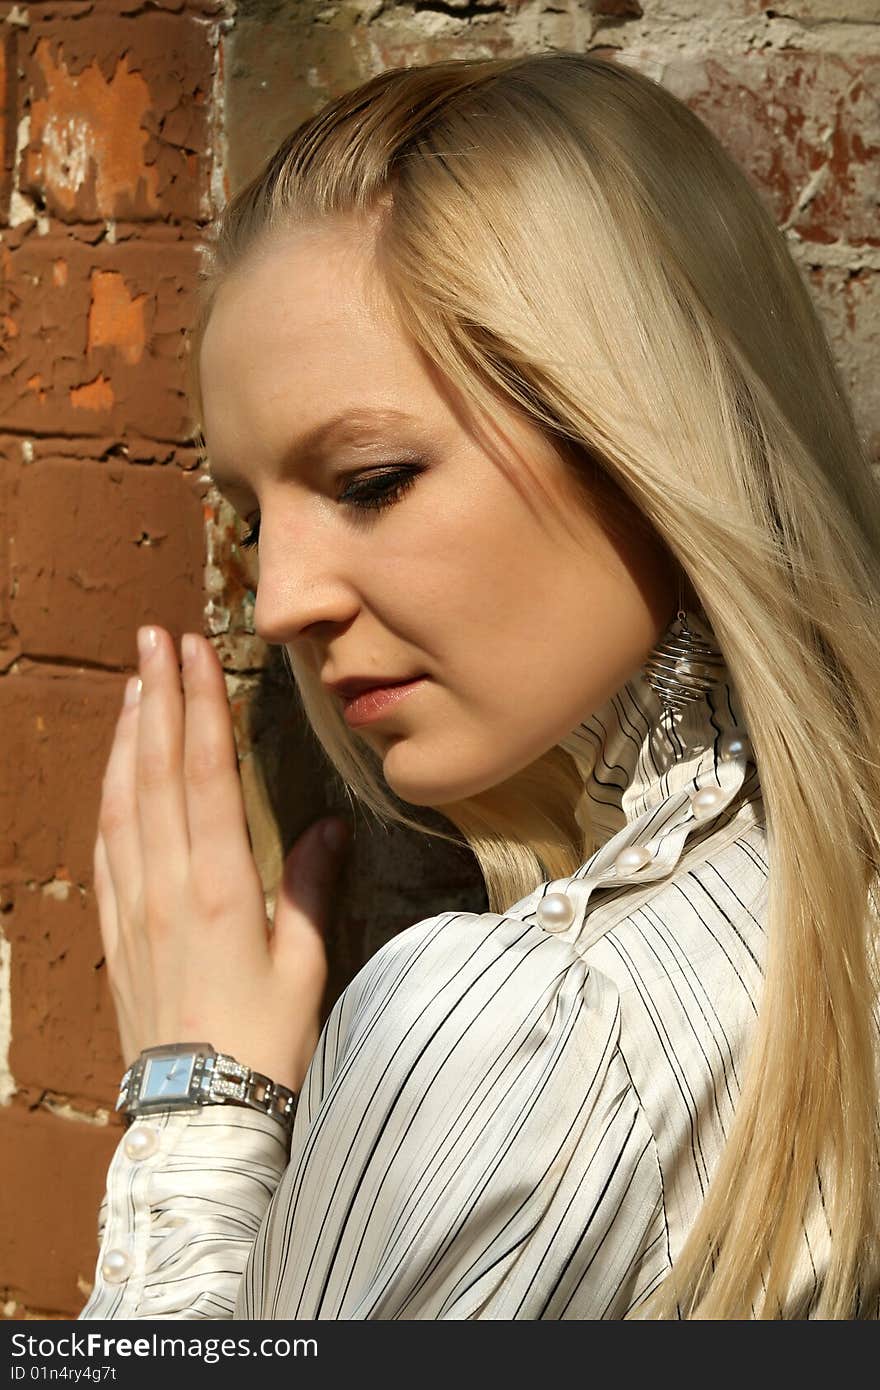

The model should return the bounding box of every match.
[116,1044,297,1136]
[204,1051,298,1131]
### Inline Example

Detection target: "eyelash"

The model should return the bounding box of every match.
[238,466,421,551]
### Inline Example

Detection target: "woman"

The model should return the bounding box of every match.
[79,50,880,1319]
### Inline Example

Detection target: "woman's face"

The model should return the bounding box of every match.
[198,217,677,808]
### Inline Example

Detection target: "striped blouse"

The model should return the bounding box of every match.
[78,615,834,1319]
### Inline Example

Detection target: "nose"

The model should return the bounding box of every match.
[250,513,358,646]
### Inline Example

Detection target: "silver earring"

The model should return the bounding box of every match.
[643,575,726,717]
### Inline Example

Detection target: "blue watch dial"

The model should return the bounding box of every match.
[140,1053,197,1103]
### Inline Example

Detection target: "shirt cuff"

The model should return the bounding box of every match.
[79,1106,289,1320]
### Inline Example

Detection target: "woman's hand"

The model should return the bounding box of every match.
[92,624,351,1095]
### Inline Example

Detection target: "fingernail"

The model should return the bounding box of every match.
[181,633,198,670]
[124,675,142,707]
[137,626,158,661]
[321,820,350,852]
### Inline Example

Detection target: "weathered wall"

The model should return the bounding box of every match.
[1,0,878,1318]
[0,0,228,1320]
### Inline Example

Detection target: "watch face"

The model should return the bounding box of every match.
[140,1053,196,1104]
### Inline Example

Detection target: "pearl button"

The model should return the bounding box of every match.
[101,1247,134,1283]
[614,844,654,873]
[123,1125,159,1161]
[719,729,752,763]
[690,786,725,819]
[536,892,576,932]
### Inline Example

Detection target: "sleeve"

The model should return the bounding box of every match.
[78,1105,290,1320]
[234,909,668,1320]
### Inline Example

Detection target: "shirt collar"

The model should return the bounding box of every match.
[559,608,753,848]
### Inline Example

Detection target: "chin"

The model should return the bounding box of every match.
[381,740,504,809]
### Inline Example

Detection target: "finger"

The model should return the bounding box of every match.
[271,819,349,976]
[135,626,191,889]
[180,632,266,915]
[95,812,152,1063]
[92,828,120,961]
[97,676,146,925]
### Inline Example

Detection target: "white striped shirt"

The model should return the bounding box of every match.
[79,620,833,1319]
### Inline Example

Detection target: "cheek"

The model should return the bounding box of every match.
[387,477,543,619]
[364,501,489,634]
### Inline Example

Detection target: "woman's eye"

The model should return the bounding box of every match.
[343,465,422,514]
[238,465,422,551]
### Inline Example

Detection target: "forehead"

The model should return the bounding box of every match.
[200,225,391,375]
[197,227,425,466]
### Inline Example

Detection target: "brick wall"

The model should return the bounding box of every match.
[1,0,877,1318]
[0,0,227,1320]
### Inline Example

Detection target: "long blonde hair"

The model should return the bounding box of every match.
[184,50,880,1318]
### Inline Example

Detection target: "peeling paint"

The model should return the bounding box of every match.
[25,373,46,403]
[41,880,72,902]
[210,22,231,216]
[39,1097,110,1126]
[69,373,115,411]
[27,39,160,217]
[2,235,201,438]
[9,188,38,225]
[0,3,225,1318]
[87,270,147,365]
[42,111,93,201]
[9,114,34,227]
[15,109,30,159]
[0,935,13,1106]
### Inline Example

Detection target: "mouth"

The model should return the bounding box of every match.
[340,676,428,727]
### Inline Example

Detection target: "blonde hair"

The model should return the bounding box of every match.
[184,50,880,1318]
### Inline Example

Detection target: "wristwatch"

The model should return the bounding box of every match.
[115,1042,298,1139]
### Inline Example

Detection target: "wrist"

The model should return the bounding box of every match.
[116,1041,297,1140]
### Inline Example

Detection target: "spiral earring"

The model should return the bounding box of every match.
[643,574,726,718]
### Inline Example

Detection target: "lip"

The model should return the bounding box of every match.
[341,677,428,727]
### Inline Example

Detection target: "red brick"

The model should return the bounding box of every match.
[8,884,124,1104]
[9,454,208,665]
[19,12,213,224]
[0,431,202,470]
[0,17,16,226]
[661,49,880,248]
[0,1100,122,1316]
[0,230,203,438]
[0,667,127,887]
[0,439,12,653]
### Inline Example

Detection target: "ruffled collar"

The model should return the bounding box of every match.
[492,607,763,942]
[558,608,755,850]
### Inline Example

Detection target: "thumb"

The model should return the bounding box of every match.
[272,817,352,951]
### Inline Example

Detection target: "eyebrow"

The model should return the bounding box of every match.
[206,406,420,489]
